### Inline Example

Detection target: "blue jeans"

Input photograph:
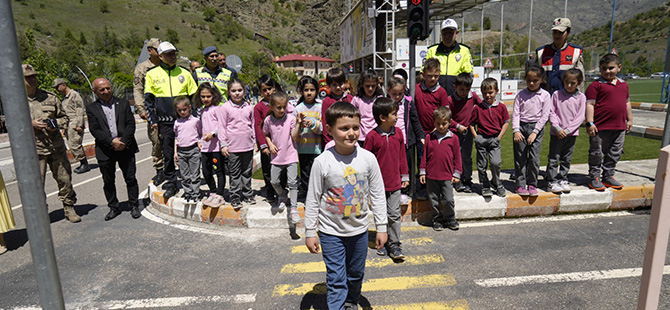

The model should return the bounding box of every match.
[319,231,368,310]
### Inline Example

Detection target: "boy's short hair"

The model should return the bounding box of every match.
[599,53,620,66]
[372,97,398,125]
[563,68,584,84]
[326,67,346,86]
[325,101,361,127]
[454,72,473,88]
[269,91,288,107]
[481,78,499,91]
[433,106,452,123]
[423,58,441,72]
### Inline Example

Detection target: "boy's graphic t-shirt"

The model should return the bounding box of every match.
[304,146,387,238]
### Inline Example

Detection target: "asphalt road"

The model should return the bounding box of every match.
[1,126,669,310]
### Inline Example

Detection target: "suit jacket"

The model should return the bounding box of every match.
[86,96,138,161]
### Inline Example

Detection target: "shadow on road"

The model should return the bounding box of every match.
[298,283,372,309]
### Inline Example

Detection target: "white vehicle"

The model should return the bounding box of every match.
[650,72,665,79]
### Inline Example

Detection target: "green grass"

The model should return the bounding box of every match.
[585,79,665,104]
[493,124,660,170]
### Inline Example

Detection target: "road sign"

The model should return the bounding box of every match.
[611,48,618,55]
[227,55,243,72]
[484,58,494,68]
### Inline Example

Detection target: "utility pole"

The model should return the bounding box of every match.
[609,0,616,52]
[499,2,504,72]
[527,0,533,57]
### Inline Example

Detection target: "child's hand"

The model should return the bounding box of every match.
[420,138,425,145]
[304,119,313,129]
[305,237,320,254]
[174,154,179,164]
[557,129,568,139]
[458,126,467,134]
[452,177,460,184]
[626,120,633,133]
[204,133,213,142]
[262,148,270,155]
[587,124,598,137]
[401,181,409,188]
[198,142,202,150]
[269,143,278,155]
[221,146,230,157]
[375,232,388,250]
[419,175,426,184]
[513,132,524,143]
[527,132,537,144]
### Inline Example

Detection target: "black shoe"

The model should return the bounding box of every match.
[482,188,493,197]
[433,221,444,231]
[73,164,90,174]
[462,184,472,193]
[445,218,460,230]
[130,205,142,219]
[163,186,178,199]
[376,244,388,256]
[153,171,166,186]
[231,197,242,210]
[496,186,506,197]
[453,182,466,192]
[105,208,122,221]
[389,245,406,260]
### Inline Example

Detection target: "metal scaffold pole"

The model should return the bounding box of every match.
[0,1,66,309]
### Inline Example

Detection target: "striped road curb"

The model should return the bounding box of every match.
[147,181,654,229]
[631,102,668,112]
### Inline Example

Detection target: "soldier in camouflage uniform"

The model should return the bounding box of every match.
[133,38,165,186]
[54,78,90,174]
[24,64,80,223]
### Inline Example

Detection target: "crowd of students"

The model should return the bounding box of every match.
[166,51,630,309]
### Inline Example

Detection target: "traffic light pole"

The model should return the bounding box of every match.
[409,39,417,101]
[0,1,65,309]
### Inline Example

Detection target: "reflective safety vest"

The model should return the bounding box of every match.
[195,66,233,100]
[536,43,583,93]
[423,42,473,96]
[144,64,197,124]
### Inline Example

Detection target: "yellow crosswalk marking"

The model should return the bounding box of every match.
[373,299,470,310]
[281,254,444,273]
[291,237,434,254]
[272,274,456,296]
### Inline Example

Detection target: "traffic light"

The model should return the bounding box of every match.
[407,0,430,41]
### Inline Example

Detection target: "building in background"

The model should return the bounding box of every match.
[273,54,337,77]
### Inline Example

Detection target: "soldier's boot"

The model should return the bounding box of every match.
[64,206,81,223]
[74,159,90,174]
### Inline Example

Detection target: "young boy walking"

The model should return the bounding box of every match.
[469,78,510,197]
[364,97,409,260]
[305,102,388,310]
[321,68,354,145]
[420,107,462,231]
[585,53,633,190]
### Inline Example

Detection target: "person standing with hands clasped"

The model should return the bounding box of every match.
[585,53,633,191]
[546,69,586,193]
[173,96,203,203]
[293,76,323,200]
[470,78,510,198]
[512,65,551,197]
[304,102,387,310]
[364,97,409,260]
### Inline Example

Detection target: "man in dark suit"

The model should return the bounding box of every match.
[87,78,140,220]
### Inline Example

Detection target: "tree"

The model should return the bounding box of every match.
[99,0,109,13]
[203,8,216,22]
[166,28,179,44]
[79,31,87,46]
[505,24,510,31]
[484,17,491,30]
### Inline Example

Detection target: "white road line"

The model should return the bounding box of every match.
[474,266,670,288]
[8,294,256,310]
[10,155,153,211]
[4,141,152,186]
[460,211,640,228]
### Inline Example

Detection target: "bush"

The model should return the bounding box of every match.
[203,8,216,22]
[99,0,109,13]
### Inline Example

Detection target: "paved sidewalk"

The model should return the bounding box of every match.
[146,158,657,230]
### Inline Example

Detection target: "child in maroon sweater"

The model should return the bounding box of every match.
[469,78,510,198]
[448,73,480,193]
[364,97,409,260]
[420,106,462,231]
[322,67,353,145]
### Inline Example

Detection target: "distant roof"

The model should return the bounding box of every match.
[273,54,337,63]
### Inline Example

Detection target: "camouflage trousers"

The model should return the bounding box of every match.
[148,122,164,171]
[65,127,85,161]
[39,151,77,208]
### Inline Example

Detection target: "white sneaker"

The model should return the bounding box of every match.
[560,180,571,193]
[277,197,286,212]
[400,194,410,205]
[290,207,300,224]
[548,182,563,193]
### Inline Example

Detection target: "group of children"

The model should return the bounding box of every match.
[167,53,630,310]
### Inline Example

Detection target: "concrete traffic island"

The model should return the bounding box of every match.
[145,159,657,230]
